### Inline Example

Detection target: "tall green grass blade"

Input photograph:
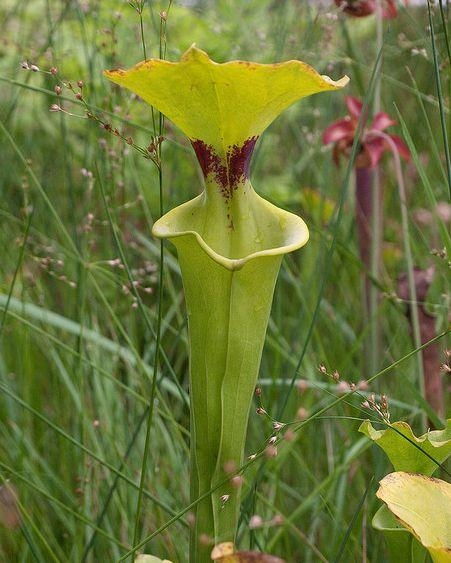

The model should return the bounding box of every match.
[427,0,451,198]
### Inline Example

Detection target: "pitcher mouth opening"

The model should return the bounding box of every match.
[152,194,309,271]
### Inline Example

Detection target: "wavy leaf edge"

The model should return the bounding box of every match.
[152,195,309,271]
[359,419,451,448]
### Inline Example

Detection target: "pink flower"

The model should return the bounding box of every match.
[323,96,410,168]
[334,0,403,19]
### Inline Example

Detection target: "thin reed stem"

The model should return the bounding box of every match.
[369,0,384,377]
[428,0,451,198]
[131,3,171,559]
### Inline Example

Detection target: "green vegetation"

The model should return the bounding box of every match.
[0,1,449,562]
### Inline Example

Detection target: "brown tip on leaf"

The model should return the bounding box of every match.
[103,68,125,78]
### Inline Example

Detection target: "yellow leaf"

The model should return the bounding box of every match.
[377,472,451,563]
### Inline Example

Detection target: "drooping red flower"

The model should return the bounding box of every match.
[334,0,402,19]
[323,96,410,168]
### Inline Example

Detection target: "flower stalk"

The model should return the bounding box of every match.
[323,97,410,374]
[397,267,445,423]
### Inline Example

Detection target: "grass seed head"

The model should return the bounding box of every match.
[231,475,243,488]
[265,445,277,458]
[249,515,263,529]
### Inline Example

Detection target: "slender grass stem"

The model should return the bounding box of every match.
[427,0,451,198]
[130,203,164,559]
[139,10,147,60]
[131,4,171,558]
[369,0,384,379]
[0,209,33,340]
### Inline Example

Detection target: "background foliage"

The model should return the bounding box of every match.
[0,0,449,561]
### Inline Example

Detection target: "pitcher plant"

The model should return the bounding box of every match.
[105,46,348,561]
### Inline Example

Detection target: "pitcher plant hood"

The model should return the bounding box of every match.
[105,46,349,270]
[104,45,349,154]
